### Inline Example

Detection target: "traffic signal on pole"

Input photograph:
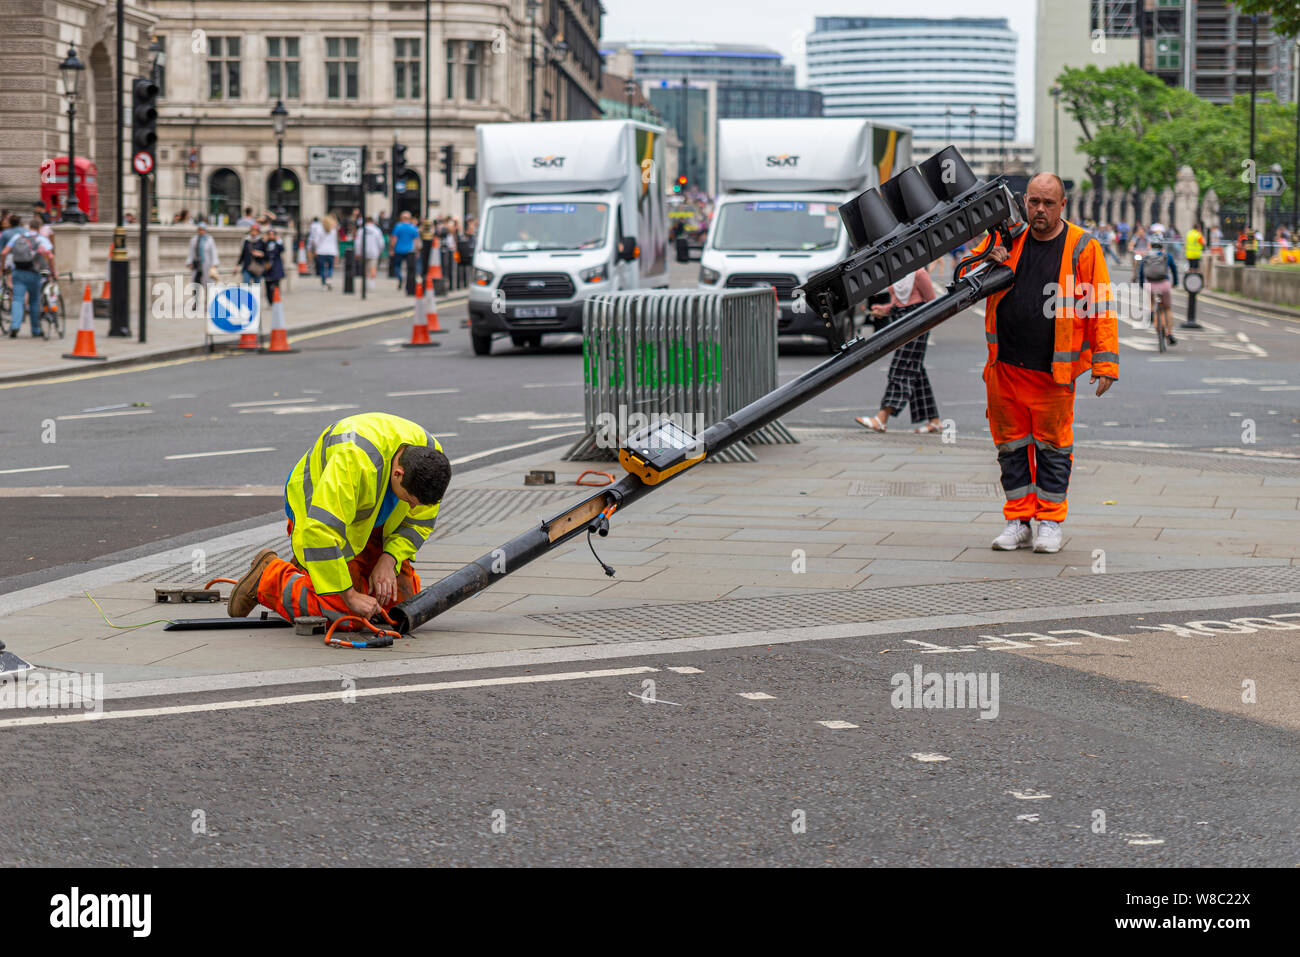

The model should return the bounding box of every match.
[457,163,477,192]
[675,175,687,194]
[441,145,455,187]
[392,143,407,173]
[131,78,159,163]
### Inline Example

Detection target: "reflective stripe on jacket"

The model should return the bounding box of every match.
[972,220,1119,385]
[285,413,442,595]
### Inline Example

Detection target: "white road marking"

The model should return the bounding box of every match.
[1165,389,1221,395]
[1147,356,1184,361]
[1125,835,1165,846]
[168,393,197,399]
[1234,316,1271,327]
[238,404,358,415]
[819,406,863,413]
[0,666,661,729]
[1236,331,1251,342]
[1202,378,1285,385]
[0,465,69,475]
[666,666,703,674]
[229,398,310,408]
[386,389,461,397]
[528,422,586,430]
[55,409,154,421]
[38,493,64,497]
[458,411,586,424]
[1119,336,1157,352]
[133,493,159,497]
[817,720,858,729]
[737,692,775,700]
[1006,789,1052,800]
[1259,385,1300,391]
[1016,814,1041,823]
[448,432,584,466]
[626,691,684,706]
[910,752,950,762]
[165,447,276,460]
[301,389,323,395]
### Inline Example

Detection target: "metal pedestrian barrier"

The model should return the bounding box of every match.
[565,288,797,463]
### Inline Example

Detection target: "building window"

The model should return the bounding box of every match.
[445,40,457,100]
[267,37,300,100]
[1156,36,1181,70]
[207,36,241,100]
[326,37,359,100]
[395,37,421,99]
[464,41,482,101]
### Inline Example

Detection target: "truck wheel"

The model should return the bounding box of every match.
[510,334,528,348]
[471,333,493,356]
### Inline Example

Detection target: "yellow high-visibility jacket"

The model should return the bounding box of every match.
[285,413,443,595]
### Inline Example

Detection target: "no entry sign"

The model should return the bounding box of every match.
[132,151,154,175]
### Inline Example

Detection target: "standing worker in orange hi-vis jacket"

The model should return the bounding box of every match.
[226,413,452,628]
[968,173,1118,555]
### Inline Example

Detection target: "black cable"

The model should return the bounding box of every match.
[587,528,616,577]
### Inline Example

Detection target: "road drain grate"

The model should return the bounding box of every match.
[528,565,1300,643]
[133,486,586,584]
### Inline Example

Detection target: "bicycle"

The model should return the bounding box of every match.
[38,270,67,340]
[0,269,10,326]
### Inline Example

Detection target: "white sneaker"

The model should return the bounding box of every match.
[1033,520,1063,553]
[991,520,1032,551]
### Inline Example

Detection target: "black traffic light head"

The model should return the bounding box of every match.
[441,145,455,187]
[392,143,407,171]
[803,146,1021,317]
[131,78,159,159]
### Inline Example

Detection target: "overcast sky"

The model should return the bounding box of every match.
[603,0,1038,142]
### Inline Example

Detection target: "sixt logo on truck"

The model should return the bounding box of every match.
[765,153,800,168]
[532,154,566,168]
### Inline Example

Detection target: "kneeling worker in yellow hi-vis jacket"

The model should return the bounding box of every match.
[228,412,452,626]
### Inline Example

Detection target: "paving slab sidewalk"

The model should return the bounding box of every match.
[0,281,466,384]
[2,429,1298,690]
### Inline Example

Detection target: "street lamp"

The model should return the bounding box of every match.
[551,39,569,121]
[527,0,541,122]
[271,99,288,223]
[968,106,976,170]
[58,45,86,223]
[999,95,1007,173]
[1049,85,1061,172]
[625,76,637,118]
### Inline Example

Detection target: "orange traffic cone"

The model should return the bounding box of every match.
[262,286,296,353]
[403,279,438,348]
[236,284,260,350]
[424,282,446,334]
[429,240,443,281]
[297,240,308,276]
[99,247,111,299]
[63,284,106,361]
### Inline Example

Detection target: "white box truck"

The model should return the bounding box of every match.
[468,119,670,355]
[699,118,912,350]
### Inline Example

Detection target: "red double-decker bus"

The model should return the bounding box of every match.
[40,156,99,222]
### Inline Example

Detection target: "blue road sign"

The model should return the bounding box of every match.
[207,284,261,335]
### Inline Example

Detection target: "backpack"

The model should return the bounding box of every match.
[1144,253,1168,281]
[10,231,39,268]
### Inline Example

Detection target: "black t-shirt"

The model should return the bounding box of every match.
[995,228,1069,373]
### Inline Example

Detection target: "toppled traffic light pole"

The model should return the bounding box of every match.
[389,147,1025,635]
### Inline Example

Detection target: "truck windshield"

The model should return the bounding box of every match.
[712,201,840,252]
[483,202,610,252]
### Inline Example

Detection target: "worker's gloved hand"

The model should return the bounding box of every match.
[369,554,398,606]
[342,587,381,620]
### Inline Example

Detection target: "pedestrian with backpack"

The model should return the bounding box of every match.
[1138,238,1178,347]
[1,218,55,338]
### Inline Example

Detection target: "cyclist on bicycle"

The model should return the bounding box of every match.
[2,217,55,338]
[1138,238,1178,348]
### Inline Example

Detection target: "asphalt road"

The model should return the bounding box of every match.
[1,262,1296,579]
[1,602,1295,866]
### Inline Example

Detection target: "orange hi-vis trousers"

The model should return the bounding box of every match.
[256,521,422,628]
[986,362,1075,522]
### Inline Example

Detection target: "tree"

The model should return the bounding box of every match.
[1232,2,1300,41]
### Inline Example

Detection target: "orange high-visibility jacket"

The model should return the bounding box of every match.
[972,221,1119,385]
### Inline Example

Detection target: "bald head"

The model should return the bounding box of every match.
[1027,172,1067,202]
[1025,172,1067,240]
